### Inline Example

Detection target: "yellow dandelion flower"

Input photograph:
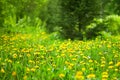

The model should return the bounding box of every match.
[61,53,65,57]
[115,62,120,67]
[108,66,114,69]
[114,55,118,58]
[59,73,65,78]
[75,75,84,80]
[23,75,27,80]
[31,68,36,72]
[26,67,30,73]
[89,59,93,63]
[102,72,108,75]
[27,54,31,57]
[72,58,77,61]
[102,78,108,80]
[57,55,60,58]
[82,68,86,71]
[29,60,33,63]
[68,65,72,69]
[107,45,111,48]
[1,68,5,73]
[12,71,17,76]
[101,61,106,64]
[76,71,83,75]
[65,61,69,65]
[35,65,39,69]
[75,71,84,80]
[109,61,113,65]
[101,64,105,67]
[70,63,74,66]
[112,77,117,80]
[87,74,95,79]
[8,59,12,63]
[13,54,17,58]
[102,72,108,78]
[47,68,51,71]
[115,68,118,72]
[102,75,108,78]
[89,67,94,71]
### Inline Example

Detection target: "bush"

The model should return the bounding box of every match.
[85,15,120,39]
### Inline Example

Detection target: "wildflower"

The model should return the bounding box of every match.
[115,68,118,72]
[59,73,65,78]
[87,74,96,79]
[102,72,108,78]
[89,59,93,63]
[65,61,69,65]
[61,53,65,57]
[107,45,111,48]
[8,59,12,63]
[101,61,106,64]
[109,61,113,65]
[1,68,5,73]
[68,65,72,69]
[47,68,51,71]
[31,68,36,72]
[27,53,31,57]
[76,71,83,75]
[26,67,30,73]
[75,71,84,80]
[29,60,33,63]
[82,68,86,71]
[70,63,74,66]
[12,71,17,76]
[13,54,17,58]
[114,55,118,58]
[89,67,94,71]
[72,58,77,61]
[57,55,60,58]
[101,64,105,67]
[23,75,27,80]
[108,66,114,69]
[115,62,120,67]
[35,65,39,69]
[102,78,108,80]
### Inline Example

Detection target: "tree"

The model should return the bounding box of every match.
[59,0,101,39]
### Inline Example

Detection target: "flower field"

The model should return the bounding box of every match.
[0,29,120,80]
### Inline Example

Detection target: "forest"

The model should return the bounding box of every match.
[0,0,120,80]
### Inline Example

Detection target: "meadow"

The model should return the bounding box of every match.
[0,27,120,80]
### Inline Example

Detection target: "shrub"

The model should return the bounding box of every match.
[85,15,120,39]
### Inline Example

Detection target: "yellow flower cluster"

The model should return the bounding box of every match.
[0,32,120,80]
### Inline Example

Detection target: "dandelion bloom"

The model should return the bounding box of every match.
[102,72,108,78]
[87,74,96,79]
[12,71,17,76]
[1,68,5,73]
[115,62,120,67]
[82,68,86,71]
[59,73,65,78]
[23,75,27,80]
[75,71,84,80]
[13,54,17,58]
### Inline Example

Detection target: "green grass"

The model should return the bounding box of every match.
[0,27,120,80]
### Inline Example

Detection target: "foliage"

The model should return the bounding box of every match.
[0,0,47,27]
[85,15,120,39]
[46,0,102,39]
[3,16,44,34]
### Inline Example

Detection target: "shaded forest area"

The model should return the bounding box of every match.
[0,0,120,39]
